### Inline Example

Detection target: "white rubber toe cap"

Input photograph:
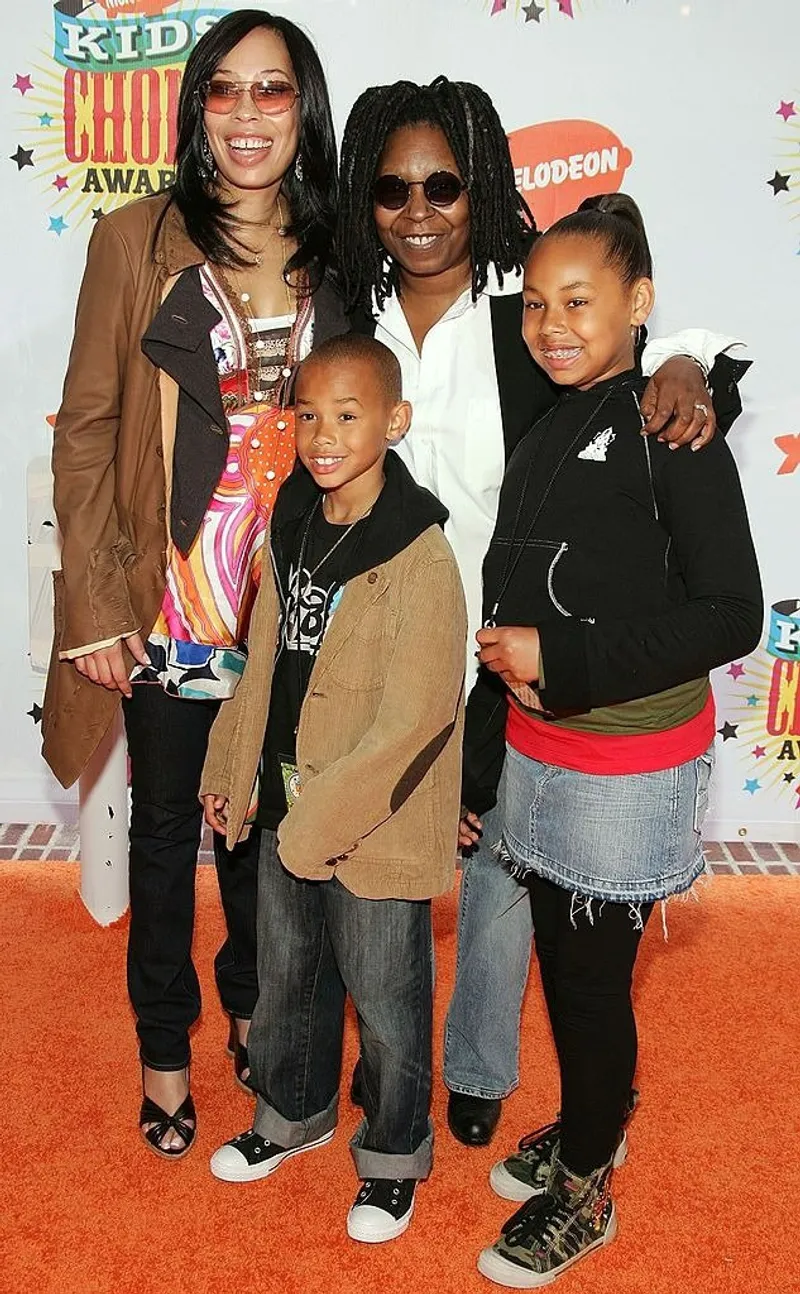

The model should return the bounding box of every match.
[210,1142,261,1183]
[347,1201,414,1244]
[489,1160,543,1202]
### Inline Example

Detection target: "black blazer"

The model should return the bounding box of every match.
[141,270,349,555]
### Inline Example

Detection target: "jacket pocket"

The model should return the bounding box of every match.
[52,569,66,649]
[326,624,390,691]
[545,542,573,618]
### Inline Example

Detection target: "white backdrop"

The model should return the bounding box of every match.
[0,0,797,842]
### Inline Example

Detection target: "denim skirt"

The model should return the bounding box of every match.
[502,742,715,904]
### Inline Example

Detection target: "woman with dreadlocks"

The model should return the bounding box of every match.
[337,76,747,1150]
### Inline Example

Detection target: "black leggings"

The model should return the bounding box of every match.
[530,874,653,1177]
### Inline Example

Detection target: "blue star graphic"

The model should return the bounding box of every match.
[39,113,53,128]
[745,694,758,707]
[48,215,68,236]
[743,778,761,795]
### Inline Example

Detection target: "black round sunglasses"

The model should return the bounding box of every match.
[373,170,467,211]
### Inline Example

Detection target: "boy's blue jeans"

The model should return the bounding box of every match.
[443,779,534,1100]
[249,829,434,1179]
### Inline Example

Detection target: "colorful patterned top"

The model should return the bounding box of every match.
[132,266,313,700]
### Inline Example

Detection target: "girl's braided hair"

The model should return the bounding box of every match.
[337,76,535,312]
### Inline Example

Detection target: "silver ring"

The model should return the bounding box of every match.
[694,402,709,418]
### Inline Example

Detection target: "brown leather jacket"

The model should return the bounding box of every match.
[42,194,347,787]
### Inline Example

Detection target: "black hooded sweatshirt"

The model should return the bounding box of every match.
[257,450,449,828]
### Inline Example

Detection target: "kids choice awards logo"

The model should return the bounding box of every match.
[717,600,800,814]
[10,1,229,234]
[508,119,633,228]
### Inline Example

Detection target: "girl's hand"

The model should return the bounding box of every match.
[72,632,150,699]
[507,680,546,711]
[204,795,230,834]
[459,809,482,851]
[476,626,541,688]
[640,356,716,450]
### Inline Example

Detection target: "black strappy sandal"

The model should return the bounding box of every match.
[139,1089,197,1160]
[226,1016,253,1092]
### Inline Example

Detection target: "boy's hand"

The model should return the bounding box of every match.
[203,794,229,834]
[640,356,716,450]
[476,626,541,688]
[459,809,482,851]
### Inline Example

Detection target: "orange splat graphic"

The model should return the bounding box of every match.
[775,434,800,475]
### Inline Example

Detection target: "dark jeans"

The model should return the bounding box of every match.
[249,829,434,1179]
[122,684,259,1071]
[529,874,653,1176]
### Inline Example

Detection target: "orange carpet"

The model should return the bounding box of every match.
[1,865,796,1294]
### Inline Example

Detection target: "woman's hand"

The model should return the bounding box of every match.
[72,632,150,698]
[640,356,716,450]
[459,809,482,851]
[204,795,229,834]
[476,626,541,689]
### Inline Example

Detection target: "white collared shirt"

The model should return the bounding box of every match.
[377,286,506,688]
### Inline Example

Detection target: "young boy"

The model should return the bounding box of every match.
[201,333,466,1244]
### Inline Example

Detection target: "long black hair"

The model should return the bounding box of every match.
[544,193,653,284]
[171,9,337,287]
[336,76,534,313]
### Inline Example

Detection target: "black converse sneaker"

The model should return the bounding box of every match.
[209,1127,333,1183]
[346,1178,416,1243]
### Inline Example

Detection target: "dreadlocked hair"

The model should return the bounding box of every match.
[336,76,534,313]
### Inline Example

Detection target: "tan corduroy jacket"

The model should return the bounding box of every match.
[200,520,467,901]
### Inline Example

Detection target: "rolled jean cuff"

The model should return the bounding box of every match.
[254,1091,338,1149]
[349,1117,434,1181]
[445,1078,517,1101]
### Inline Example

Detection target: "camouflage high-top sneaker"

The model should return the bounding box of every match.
[477,1156,617,1288]
[489,1090,637,1204]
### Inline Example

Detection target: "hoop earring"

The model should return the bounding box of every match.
[200,131,217,182]
[294,152,304,182]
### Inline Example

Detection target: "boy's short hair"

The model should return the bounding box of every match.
[297,333,403,403]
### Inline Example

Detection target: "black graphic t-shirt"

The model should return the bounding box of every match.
[256,504,371,830]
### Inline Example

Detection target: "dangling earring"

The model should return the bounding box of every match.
[294,152,304,182]
[631,324,641,349]
[200,131,217,182]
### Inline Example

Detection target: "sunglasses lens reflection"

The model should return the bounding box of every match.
[373,175,410,210]
[424,171,464,206]
[373,171,465,210]
[202,80,298,116]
